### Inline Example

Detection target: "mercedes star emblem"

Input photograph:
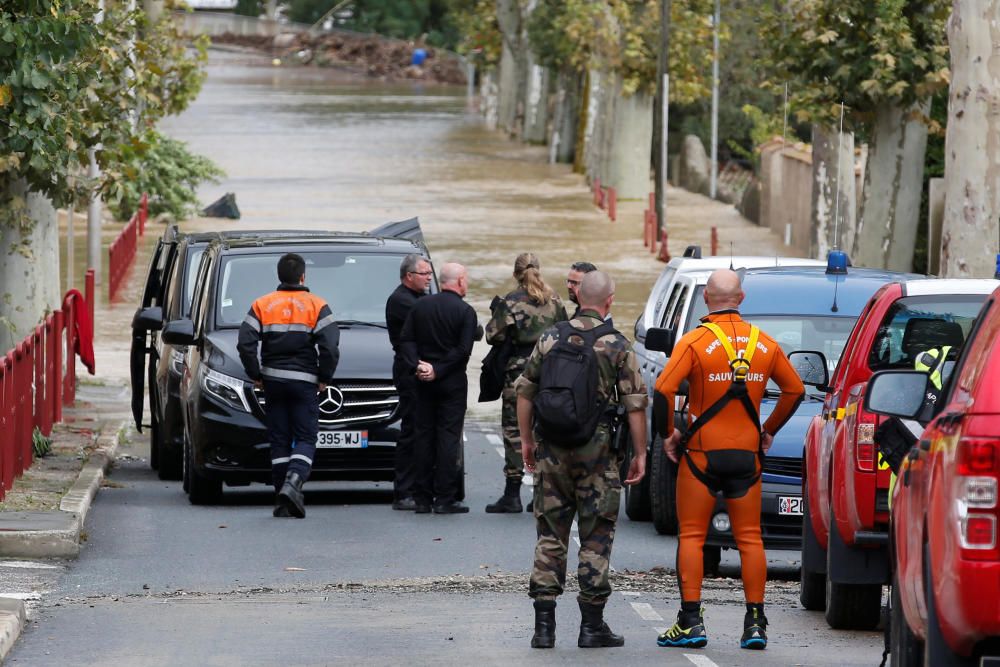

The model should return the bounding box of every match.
[318,386,345,416]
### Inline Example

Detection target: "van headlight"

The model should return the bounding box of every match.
[169,349,186,376]
[201,368,250,412]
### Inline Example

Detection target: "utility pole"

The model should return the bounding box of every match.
[654,0,672,236]
[709,0,720,199]
[87,0,106,287]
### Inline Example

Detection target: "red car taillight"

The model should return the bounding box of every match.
[846,401,877,472]
[956,438,1000,560]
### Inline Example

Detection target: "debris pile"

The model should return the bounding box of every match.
[212,31,467,85]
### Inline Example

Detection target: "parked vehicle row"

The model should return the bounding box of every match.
[130,222,440,504]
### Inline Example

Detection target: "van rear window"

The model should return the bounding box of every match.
[867,295,986,371]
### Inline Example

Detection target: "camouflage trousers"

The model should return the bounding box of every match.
[529,425,621,605]
[500,365,526,482]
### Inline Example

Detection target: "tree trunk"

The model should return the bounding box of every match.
[940,1,1000,278]
[853,100,930,271]
[0,180,61,356]
[495,0,527,138]
[550,69,581,164]
[480,70,499,131]
[583,67,609,183]
[810,123,856,259]
[608,91,654,199]
[143,0,164,23]
[523,60,550,144]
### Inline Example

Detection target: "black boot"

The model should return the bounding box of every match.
[277,472,306,519]
[578,600,624,648]
[485,478,522,513]
[740,603,767,650]
[530,600,556,649]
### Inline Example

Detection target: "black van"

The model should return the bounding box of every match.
[160,232,438,504]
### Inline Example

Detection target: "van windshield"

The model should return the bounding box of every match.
[215,252,420,328]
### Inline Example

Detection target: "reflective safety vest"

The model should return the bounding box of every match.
[914,345,952,391]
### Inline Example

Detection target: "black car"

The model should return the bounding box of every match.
[131,228,341,479]
[160,233,437,504]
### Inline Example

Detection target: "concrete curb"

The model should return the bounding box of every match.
[0,596,26,663]
[0,421,127,559]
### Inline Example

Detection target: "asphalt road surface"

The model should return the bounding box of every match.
[6,423,884,666]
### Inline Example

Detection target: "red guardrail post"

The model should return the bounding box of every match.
[85,268,95,326]
[607,187,617,222]
[33,326,45,438]
[52,310,63,424]
[0,355,9,496]
[711,226,719,256]
[14,342,27,478]
[63,296,77,406]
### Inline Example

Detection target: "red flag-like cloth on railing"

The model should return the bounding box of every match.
[63,289,95,375]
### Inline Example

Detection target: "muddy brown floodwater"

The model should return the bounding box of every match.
[154,48,786,413]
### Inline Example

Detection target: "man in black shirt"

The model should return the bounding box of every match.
[400,262,477,514]
[385,253,433,511]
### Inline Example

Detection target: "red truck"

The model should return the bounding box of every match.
[799,279,998,630]
[865,285,1000,666]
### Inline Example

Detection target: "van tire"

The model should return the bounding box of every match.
[800,486,826,610]
[650,435,679,535]
[619,425,651,521]
[890,571,923,667]
[923,543,974,667]
[824,506,882,630]
[185,434,222,505]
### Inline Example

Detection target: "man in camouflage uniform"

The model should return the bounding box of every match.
[515,270,648,649]
[484,260,567,513]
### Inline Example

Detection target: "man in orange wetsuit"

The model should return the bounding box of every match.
[654,269,804,651]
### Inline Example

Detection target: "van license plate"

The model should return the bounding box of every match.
[778,496,803,516]
[317,431,368,448]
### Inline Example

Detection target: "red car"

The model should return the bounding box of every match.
[865,285,1000,666]
[800,279,997,630]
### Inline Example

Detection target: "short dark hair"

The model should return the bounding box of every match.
[277,253,306,284]
[571,261,598,273]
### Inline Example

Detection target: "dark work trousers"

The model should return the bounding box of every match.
[412,376,467,505]
[262,379,319,492]
[393,362,418,501]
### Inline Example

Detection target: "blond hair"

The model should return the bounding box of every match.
[514,252,551,305]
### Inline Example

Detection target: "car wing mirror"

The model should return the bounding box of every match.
[645,327,675,354]
[864,370,929,419]
[160,318,197,347]
[788,350,830,391]
[132,306,163,332]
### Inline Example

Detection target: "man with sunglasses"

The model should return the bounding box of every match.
[385,253,434,510]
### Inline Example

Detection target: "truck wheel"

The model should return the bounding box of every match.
[825,506,882,630]
[923,543,974,667]
[185,434,222,505]
[619,425,651,521]
[703,545,722,577]
[890,572,923,667]
[650,435,679,535]
[800,486,826,610]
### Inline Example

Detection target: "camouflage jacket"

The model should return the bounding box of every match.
[515,309,648,414]
[485,288,568,349]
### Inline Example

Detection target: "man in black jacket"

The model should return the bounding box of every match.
[385,253,433,511]
[400,262,477,514]
[237,253,340,519]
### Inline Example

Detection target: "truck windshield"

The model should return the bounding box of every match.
[214,252,420,328]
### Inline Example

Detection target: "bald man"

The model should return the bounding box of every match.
[400,263,477,514]
[653,269,804,651]
[515,270,648,649]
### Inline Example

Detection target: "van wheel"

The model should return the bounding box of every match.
[890,572,923,667]
[650,435,679,535]
[619,425,651,521]
[923,543,974,666]
[703,545,722,577]
[800,486,826,610]
[824,506,882,630]
[156,416,183,481]
[185,434,222,505]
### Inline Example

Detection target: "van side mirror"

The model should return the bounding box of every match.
[788,350,830,391]
[133,306,163,332]
[864,370,929,419]
[645,327,675,354]
[161,318,197,346]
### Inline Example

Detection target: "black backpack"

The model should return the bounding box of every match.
[533,321,616,447]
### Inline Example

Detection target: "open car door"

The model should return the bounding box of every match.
[130,226,180,432]
[369,217,424,245]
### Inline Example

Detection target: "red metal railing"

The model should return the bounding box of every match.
[0,285,94,500]
[108,193,148,302]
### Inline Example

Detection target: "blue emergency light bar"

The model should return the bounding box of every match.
[995,253,1000,279]
[826,250,849,275]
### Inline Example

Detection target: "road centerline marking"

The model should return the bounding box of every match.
[684,654,720,667]
[485,433,503,446]
[629,601,663,622]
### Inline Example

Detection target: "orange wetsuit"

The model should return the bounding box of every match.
[654,310,804,604]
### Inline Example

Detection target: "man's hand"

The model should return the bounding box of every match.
[623,449,646,485]
[663,428,681,463]
[416,361,435,382]
[761,430,774,454]
[319,383,327,392]
[522,437,537,473]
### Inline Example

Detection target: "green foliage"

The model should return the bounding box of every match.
[32,427,51,458]
[760,0,950,127]
[0,1,208,218]
[286,0,464,49]
[107,131,224,221]
[234,0,265,17]
[451,0,501,67]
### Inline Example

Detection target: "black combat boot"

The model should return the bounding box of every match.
[485,478,522,513]
[277,472,306,519]
[578,600,625,648]
[530,600,556,648]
